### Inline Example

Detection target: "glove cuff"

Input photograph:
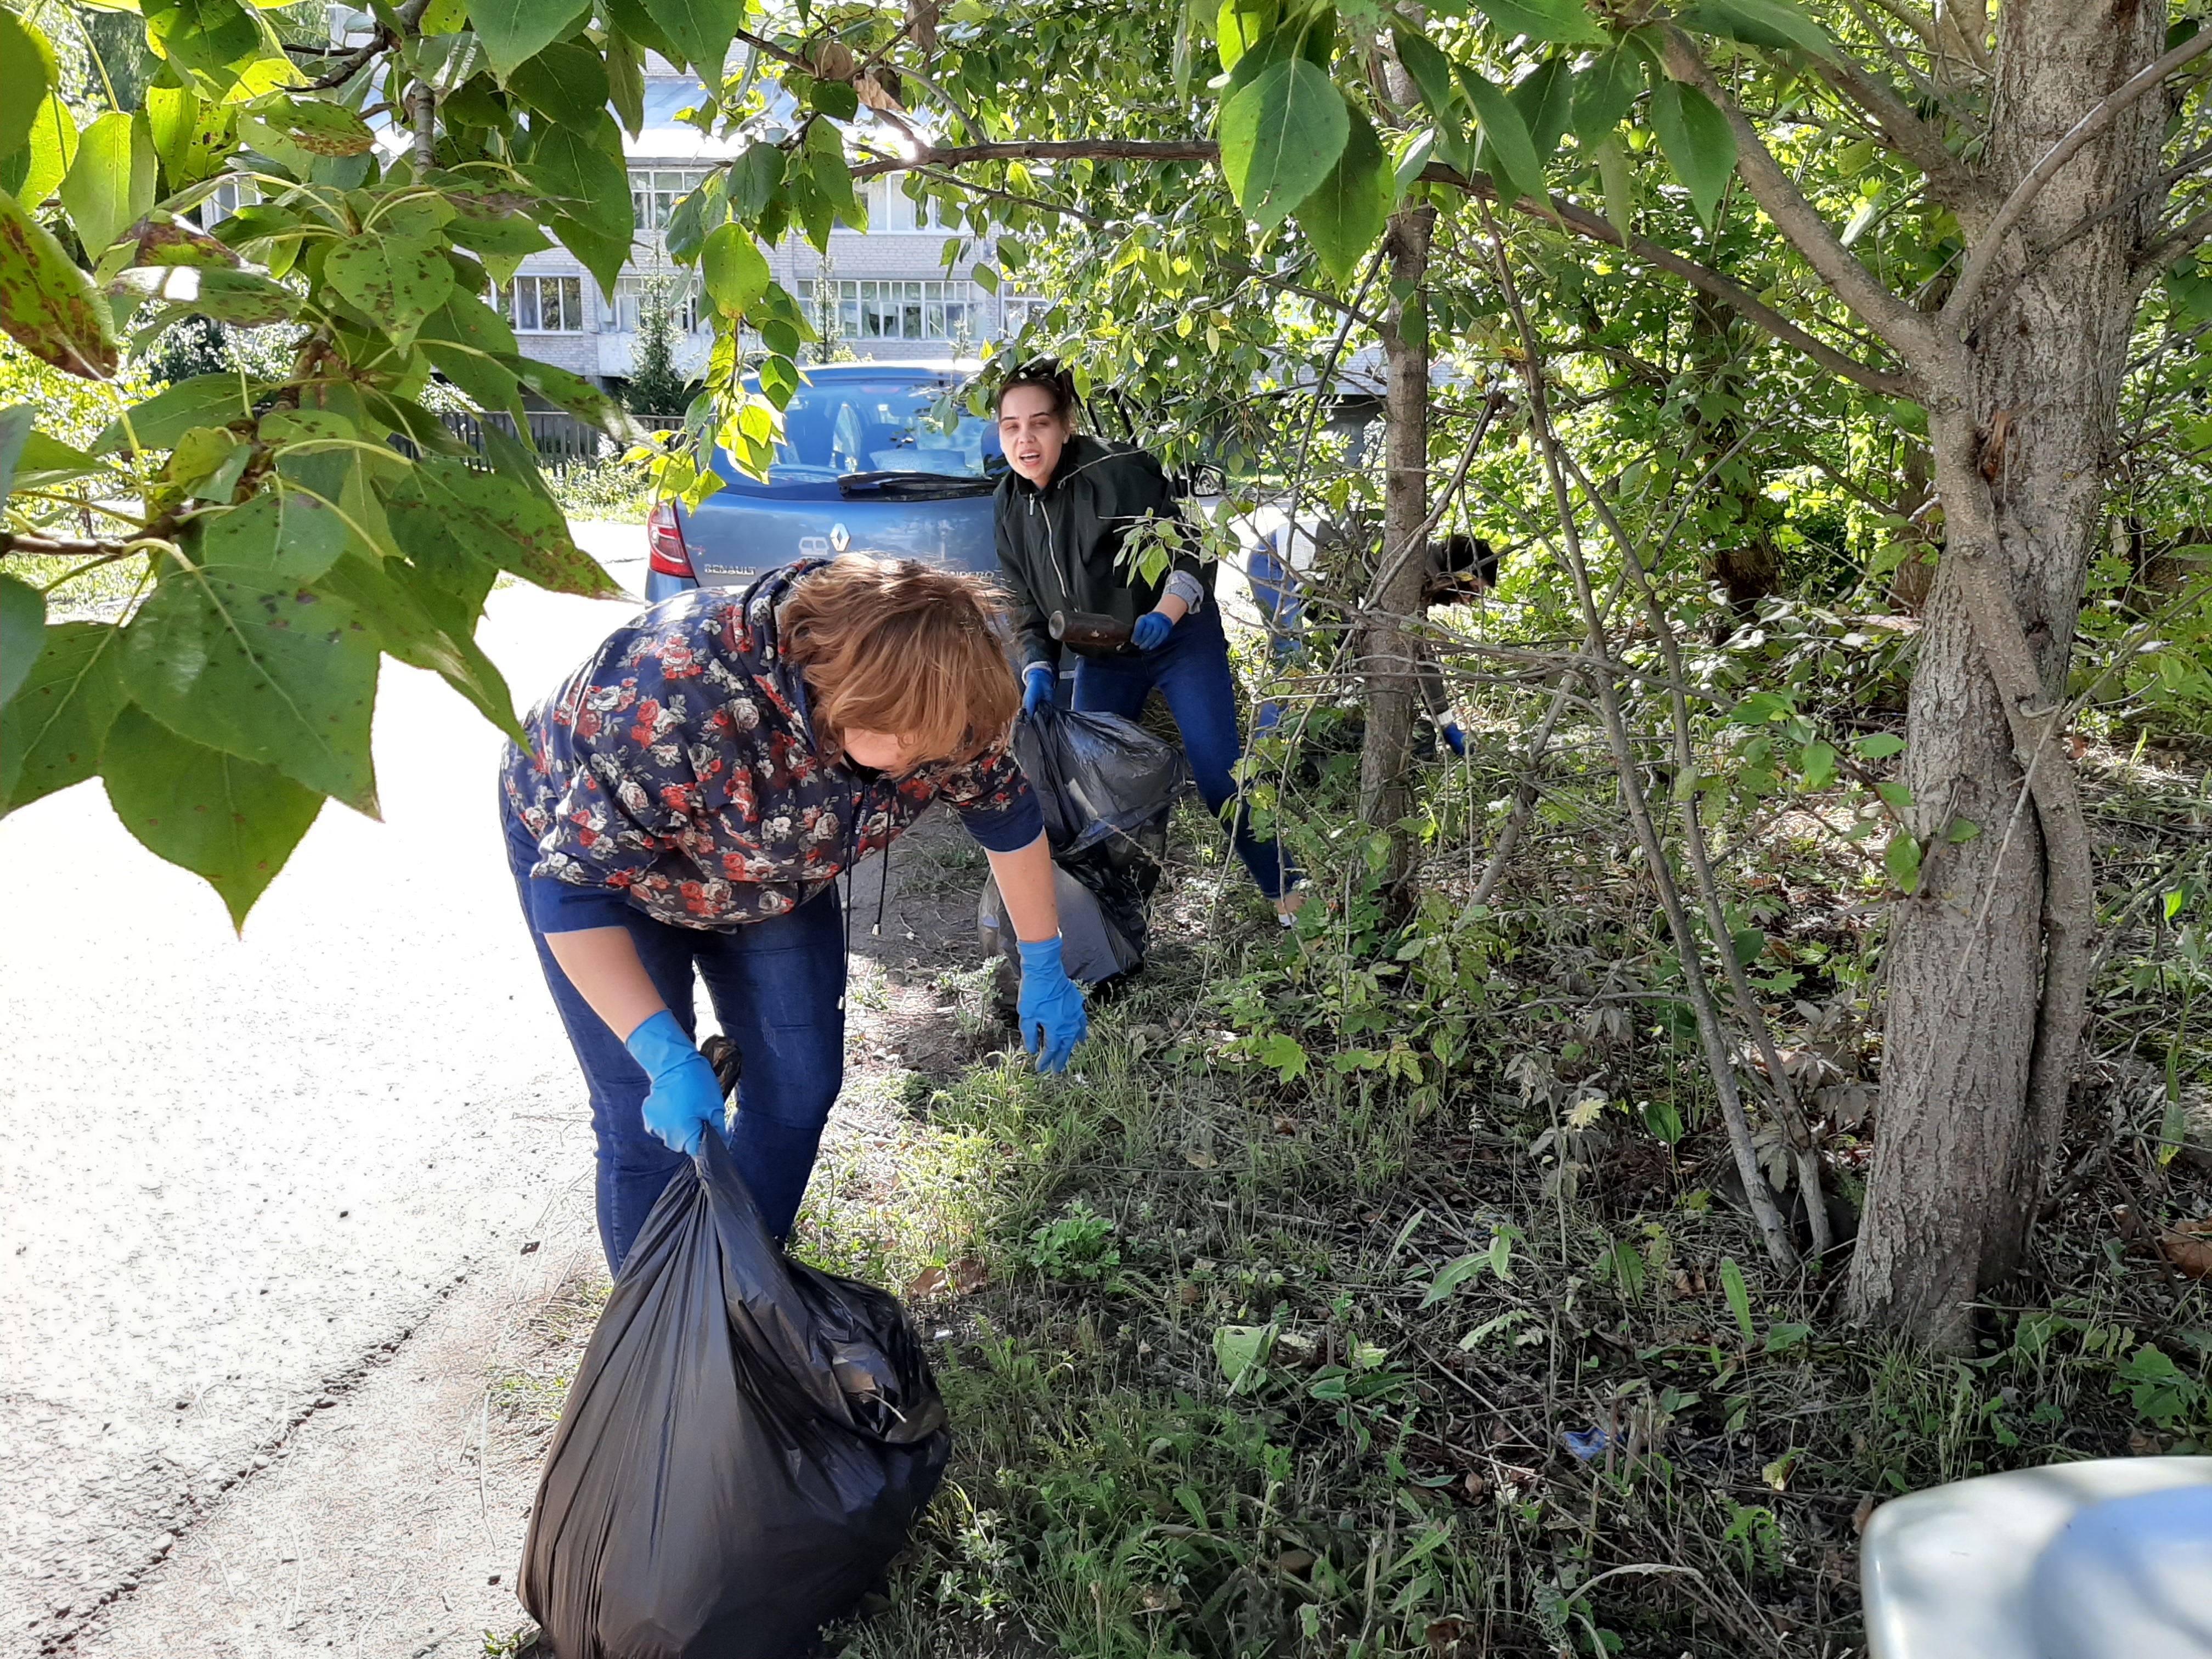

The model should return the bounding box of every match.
[1024,663,1054,684]
[623,1008,695,1076]
[1015,935,1065,973]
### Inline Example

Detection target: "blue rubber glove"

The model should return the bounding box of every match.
[624,1009,724,1156]
[1022,663,1054,716]
[1015,936,1088,1074]
[1131,610,1174,651]
[1440,721,1467,758]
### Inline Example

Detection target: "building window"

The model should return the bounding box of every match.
[191,178,256,229]
[796,279,992,342]
[607,276,702,334]
[630,170,709,233]
[501,275,586,332]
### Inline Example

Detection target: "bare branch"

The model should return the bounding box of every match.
[1948,27,2212,326]
[1662,32,1942,369]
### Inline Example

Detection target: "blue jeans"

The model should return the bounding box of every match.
[504,812,846,1274]
[1073,602,1293,900]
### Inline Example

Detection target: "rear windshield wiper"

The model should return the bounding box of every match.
[838,470,996,499]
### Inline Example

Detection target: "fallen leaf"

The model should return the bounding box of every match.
[1462,1469,1489,1501]
[1275,1549,1315,1575]
[1184,1148,1217,1170]
[1272,1114,1298,1136]
[951,1256,989,1293]
[906,1266,949,1299]
[1176,1280,1202,1306]
[1852,1494,1877,1535]
[2158,1224,2212,1280]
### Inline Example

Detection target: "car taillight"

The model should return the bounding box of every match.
[646,500,695,578]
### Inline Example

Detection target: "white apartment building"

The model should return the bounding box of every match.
[502,72,1018,393]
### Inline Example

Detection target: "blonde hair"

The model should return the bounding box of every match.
[781,555,1019,766]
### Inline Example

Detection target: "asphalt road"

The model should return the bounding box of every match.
[0,529,652,1657]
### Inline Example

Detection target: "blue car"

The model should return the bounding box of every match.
[645,362,1005,601]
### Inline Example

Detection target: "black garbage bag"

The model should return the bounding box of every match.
[519,1130,950,1659]
[1012,702,1187,857]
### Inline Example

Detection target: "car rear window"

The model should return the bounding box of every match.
[775,381,1005,478]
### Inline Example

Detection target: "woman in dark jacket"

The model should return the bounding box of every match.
[992,362,1296,915]
[503,554,1088,1274]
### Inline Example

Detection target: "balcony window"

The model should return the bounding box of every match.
[795,279,991,342]
[607,277,702,334]
[630,170,709,234]
[501,275,586,332]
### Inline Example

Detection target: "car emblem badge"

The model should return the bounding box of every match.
[829,522,850,553]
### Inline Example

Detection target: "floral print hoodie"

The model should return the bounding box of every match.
[501,558,1041,932]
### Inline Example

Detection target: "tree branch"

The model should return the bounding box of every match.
[861,137,1917,395]
[1948,27,2212,327]
[1662,32,1942,369]
[1808,46,1983,216]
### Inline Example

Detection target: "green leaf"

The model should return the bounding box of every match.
[0,8,59,160]
[700,222,770,318]
[0,620,128,814]
[0,188,121,379]
[808,78,860,120]
[1730,927,1765,973]
[1509,55,1575,171]
[447,208,554,261]
[1390,28,1467,167]
[386,458,621,598]
[324,234,455,347]
[467,0,590,78]
[111,263,301,326]
[641,0,735,75]
[0,402,30,501]
[727,142,786,221]
[62,110,156,263]
[1418,1251,1491,1309]
[121,564,382,814]
[500,354,647,443]
[1295,104,1389,281]
[1,572,47,707]
[1469,0,1603,43]
[1854,731,1905,759]
[193,486,349,581]
[93,373,251,453]
[1719,1256,1755,1343]
[240,92,376,157]
[1212,1323,1273,1387]
[1649,77,1737,228]
[526,121,633,292]
[142,0,263,81]
[1797,738,1837,791]
[1572,48,1640,144]
[100,704,323,927]
[1216,0,1275,70]
[18,84,81,210]
[313,551,523,740]
[1455,64,1543,205]
[606,30,645,136]
[510,41,611,127]
[1678,0,1834,59]
[1946,816,1981,844]
[1218,54,1349,232]
[1640,1096,1684,1145]
[1884,831,1922,893]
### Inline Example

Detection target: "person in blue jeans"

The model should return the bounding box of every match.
[501,555,1090,1274]
[992,360,1300,917]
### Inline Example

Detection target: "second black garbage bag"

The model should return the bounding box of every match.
[518,1128,950,1659]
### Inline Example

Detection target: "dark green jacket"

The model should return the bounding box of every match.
[993,436,1210,670]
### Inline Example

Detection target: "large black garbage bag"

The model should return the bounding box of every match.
[1012,702,1187,856]
[519,1130,950,1659]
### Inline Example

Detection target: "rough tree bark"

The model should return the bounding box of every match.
[1356,202,1436,900]
[1845,2,2165,1341]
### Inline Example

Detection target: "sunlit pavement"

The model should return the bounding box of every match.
[0,526,647,1655]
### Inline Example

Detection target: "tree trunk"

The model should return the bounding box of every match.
[1847,1,2165,1342]
[1357,204,1435,899]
